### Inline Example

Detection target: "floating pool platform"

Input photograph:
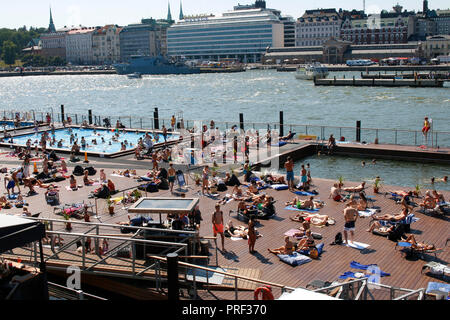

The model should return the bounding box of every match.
[0,125,182,158]
[314,77,445,88]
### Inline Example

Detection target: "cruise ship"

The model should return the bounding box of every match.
[113,55,200,75]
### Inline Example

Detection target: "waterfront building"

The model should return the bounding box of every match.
[340,4,415,45]
[92,25,122,65]
[263,41,419,64]
[281,16,296,47]
[65,27,96,65]
[295,9,342,47]
[40,9,68,59]
[119,18,173,62]
[167,0,285,63]
[433,9,450,35]
[420,34,450,58]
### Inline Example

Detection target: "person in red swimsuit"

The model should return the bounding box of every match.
[422,117,431,144]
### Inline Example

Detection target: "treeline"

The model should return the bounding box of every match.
[21,54,65,67]
[0,26,47,57]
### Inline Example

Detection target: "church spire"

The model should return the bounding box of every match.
[179,1,184,20]
[167,2,173,22]
[48,6,56,33]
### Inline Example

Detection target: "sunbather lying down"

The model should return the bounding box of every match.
[268,236,295,255]
[342,182,366,193]
[224,221,261,239]
[372,207,409,222]
[285,196,324,210]
[290,213,334,226]
[366,221,395,234]
[402,235,440,251]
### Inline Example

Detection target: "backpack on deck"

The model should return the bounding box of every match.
[388,224,407,242]
[138,182,158,193]
[86,167,97,176]
[73,165,84,176]
[330,232,343,245]
[158,178,169,190]
[158,168,168,179]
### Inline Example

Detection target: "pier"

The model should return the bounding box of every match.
[314,77,445,88]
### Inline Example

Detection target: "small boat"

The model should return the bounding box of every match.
[295,62,329,80]
[127,72,142,79]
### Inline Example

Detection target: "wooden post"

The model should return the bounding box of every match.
[239,113,244,131]
[167,253,179,301]
[279,111,284,138]
[154,108,159,130]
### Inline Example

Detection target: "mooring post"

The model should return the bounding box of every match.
[154,108,159,130]
[356,120,361,142]
[239,113,244,131]
[61,105,65,123]
[279,111,284,138]
[88,110,93,125]
[167,253,180,301]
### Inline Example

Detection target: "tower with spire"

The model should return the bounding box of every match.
[179,1,184,20]
[167,2,173,22]
[48,6,56,33]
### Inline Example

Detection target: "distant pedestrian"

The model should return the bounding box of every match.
[171,115,176,131]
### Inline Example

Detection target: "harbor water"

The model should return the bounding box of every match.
[0,70,448,133]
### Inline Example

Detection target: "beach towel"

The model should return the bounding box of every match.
[277,252,312,267]
[272,141,287,147]
[341,241,370,250]
[230,237,243,241]
[294,191,318,196]
[358,208,378,218]
[271,184,289,191]
[139,176,152,181]
[284,206,319,213]
[350,261,391,277]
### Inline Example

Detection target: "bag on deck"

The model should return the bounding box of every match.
[73,165,84,176]
[330,232,343,245]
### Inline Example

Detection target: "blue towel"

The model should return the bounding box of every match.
[350,261,391,277]
[284,206,319,213]
[294,191,318,196]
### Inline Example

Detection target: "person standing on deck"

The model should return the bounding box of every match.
[212,204,225,252]
[170,115,176,131]
[248,216,257,254]
[162,125,168,143]
[422,117,431,145]
[343,203,358,245]
[300,164,307,190]
[285,156,294,191]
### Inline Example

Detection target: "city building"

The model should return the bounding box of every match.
[92,25,122,65]
[340,4,415,45]
[167,1,285,63]
[419,34,450,58]
[281,16,296,47]
[65,27,96,65]
[119,18,172,62]
[433,9,450,35]
[295,8,342,47]
[40,9,68,59]
[263,41,419,64]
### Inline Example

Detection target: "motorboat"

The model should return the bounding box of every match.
[295,62,329,80]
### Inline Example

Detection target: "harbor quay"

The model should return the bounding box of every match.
[0,114,449,301]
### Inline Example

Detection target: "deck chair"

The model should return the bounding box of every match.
[373,213,419,233]
[176,170,187,191]
[45,191,60,206]
[280,132,296,143]
[395,242,443,261]
[421,262,450,279]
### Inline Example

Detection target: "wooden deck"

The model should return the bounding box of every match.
[0,154,448,300]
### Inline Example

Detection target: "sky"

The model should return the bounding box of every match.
[1,0,449,29]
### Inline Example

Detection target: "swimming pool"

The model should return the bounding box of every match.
[1,120,34,130]
[277,155,450,191]
[8,127,180,155]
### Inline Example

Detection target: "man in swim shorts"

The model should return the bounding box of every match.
[422,117,431,144]
[343,203,358,244]
[212,204,225,251]
[168,163,176,193]
[284,156,294,191]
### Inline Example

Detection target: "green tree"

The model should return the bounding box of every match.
[2,40,17,67]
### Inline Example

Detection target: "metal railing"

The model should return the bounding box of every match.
[2,109,450,148]
[8,218,195,283]
[313,278,425,300]
[48,281,107,300]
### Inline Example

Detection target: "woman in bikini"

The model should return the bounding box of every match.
[202,165,210,195]
[268,236,294,255]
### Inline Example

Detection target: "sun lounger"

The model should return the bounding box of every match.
[421,262,450,279]
[395,242,443,260]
